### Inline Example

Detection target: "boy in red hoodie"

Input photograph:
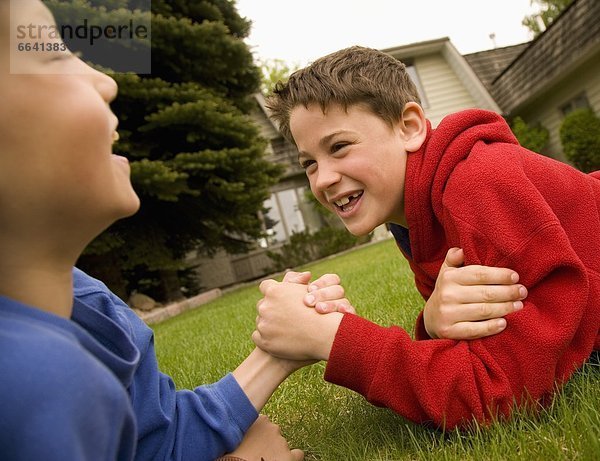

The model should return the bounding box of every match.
[253,45,600,430]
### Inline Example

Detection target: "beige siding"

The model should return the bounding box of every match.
[537,111,565,161]
[586,60,600,113]
[414,53,479,127]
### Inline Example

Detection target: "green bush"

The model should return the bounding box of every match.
[560,108,600,173]
[267,227,368,271]
[509,116,549,153]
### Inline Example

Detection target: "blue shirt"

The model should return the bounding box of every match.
[0,268,257,460]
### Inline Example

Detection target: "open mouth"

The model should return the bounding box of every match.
[334,191,363,213]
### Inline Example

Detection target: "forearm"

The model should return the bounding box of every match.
[324,314,493,428]
[232,347,296,411]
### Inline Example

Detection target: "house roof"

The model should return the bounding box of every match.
[463,42,530,91]
[488,0,600,114]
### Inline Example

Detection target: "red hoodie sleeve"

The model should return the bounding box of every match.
[325,224,593,430]
[324,145,600,430]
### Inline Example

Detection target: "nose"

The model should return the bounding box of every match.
[96,71,118,104]
[88,65,118,104]
[312,160,342,192]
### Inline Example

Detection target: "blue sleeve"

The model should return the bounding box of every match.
[73,269,258,461]
[128,312,258,461]
[0,306,136,461]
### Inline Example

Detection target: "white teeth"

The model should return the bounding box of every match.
[334,192,361,207]
[336,196,350,206]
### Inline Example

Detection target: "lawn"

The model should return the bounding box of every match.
[153,239,600,461]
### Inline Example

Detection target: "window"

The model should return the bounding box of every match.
[260,187,307,247]
[278,188,306,236]
[560,93,590,116]
[260,194,287,247]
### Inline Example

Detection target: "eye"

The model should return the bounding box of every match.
[41,41,71,59]
[331,142,349,153]
[48,53,71,62]
[300,159,315,169]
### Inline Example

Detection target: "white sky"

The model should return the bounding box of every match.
[235,0,541,67]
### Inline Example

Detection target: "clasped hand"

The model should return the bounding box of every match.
[252,270,345,362]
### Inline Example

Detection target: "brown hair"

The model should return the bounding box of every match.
[266,45,421,143]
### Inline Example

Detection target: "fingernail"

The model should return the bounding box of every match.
[497,319,507,329]
[511,272,519,283]
[308,284,318,292]
[519,286,528,298]
[316,302,327,312]
[513,301,523,310]
[305,294,315,305]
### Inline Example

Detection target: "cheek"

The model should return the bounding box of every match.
[368,158,400,189]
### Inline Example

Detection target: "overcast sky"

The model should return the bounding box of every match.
[235,0,541,67]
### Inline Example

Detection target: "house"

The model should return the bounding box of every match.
[192,0,599,290]
[467,0,600,161]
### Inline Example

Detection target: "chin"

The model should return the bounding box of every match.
[121,195,141,218]
[343,222,375,237]
[111,192,141,221]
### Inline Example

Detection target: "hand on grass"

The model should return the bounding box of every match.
[424,248,527,340]
[220,415,304,461]
[281,270,356,314]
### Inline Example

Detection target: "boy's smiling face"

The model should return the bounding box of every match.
[291,102,426,236]
[0,0,139,248]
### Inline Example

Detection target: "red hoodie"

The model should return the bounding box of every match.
[324,109,600,430]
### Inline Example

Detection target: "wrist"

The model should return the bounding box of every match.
[253,346,305,375]
[232,347,294,411]
[422,302,438,339]
[318,312,344,361]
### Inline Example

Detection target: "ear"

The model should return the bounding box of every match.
[400,102,427,152]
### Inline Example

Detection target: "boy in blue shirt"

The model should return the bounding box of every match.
[0,1,310,459]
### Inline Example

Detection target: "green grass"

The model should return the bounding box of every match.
[154,239,600,461]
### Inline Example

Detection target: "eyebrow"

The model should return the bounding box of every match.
[320,130,351,149]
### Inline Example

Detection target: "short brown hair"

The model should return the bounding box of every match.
[266,45,421,143]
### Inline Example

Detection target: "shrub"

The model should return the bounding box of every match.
[267,227,368,271]
[559,108,600,173]
[510,116,549,153]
